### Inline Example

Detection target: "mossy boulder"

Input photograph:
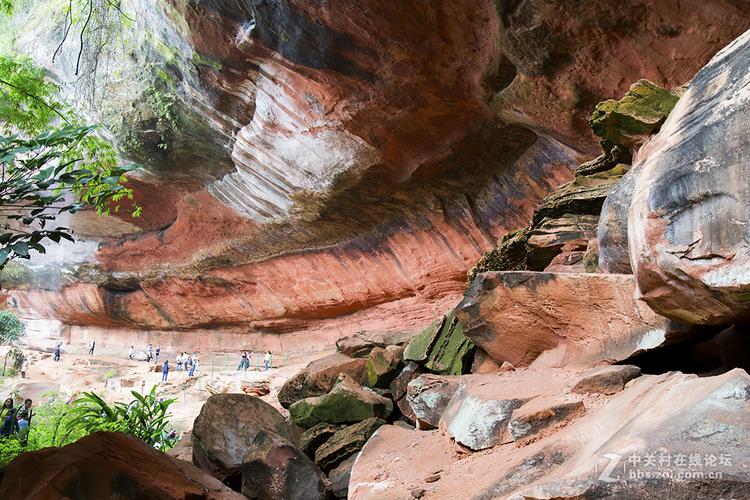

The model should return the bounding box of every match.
[590,79,679,148]
[314,418,386,472]
[466,227,529,286]
[289,374,393,429]
[365,346,403,388]
[404,310,475,376]
[278,352,368,409]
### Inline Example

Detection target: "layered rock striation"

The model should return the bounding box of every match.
[3,0,749,347]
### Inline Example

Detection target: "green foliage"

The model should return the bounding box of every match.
[0,55,62,134]
[0,387,177,467]
[0,53,141,268]
[0,310,24,344]
[0,0,13,16]
[0,126,138,266]
[69,385,177,450]
[0,393,86,467]
[0,435,22,467]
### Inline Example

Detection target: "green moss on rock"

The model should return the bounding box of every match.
[404,310,475,376]
[590,79,679,148]
[289,374,393,429]
[467,228,530,286]
[365,347,402,388]
[403,316,445,363]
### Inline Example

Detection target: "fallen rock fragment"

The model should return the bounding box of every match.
[406,374,461,429]
[365,346,402,388]
[314,417,386,472]
[242,430,330,500]
[571,365,642,395]
[404,310,474,375]
[458,271,670,367]
[289,374,392,428]
[298,423,341,459]
[278,353,368,408]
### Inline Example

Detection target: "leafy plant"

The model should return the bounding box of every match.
[0,310,23,344]
[69,385,177,450]
[0,53,141,269]
[0,435,22,467]
[0,393,86,467]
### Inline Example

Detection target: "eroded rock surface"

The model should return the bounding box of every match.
[289,374,392,428]
[6,0,749,348]
[458,271,670,367]
[350,369,750,499]
[630,29,750,325]
[241,430,330,500]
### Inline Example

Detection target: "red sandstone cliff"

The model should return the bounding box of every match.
[5,0,750,349]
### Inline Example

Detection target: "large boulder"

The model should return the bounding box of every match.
[314,417,386,472]
[241,430,331,500]
[439,374,548,450]
[0,432,243,499]
[335,330,415,358]
[406,374,461,429]
[457,271,671,367]
[590,79,679,149]
[629,30,750,325]
[289,374,392,429]
[278,353,368,408]
[350,369,750,499]
[403,310,474,375]
[598,164,640,274]
[192,394,291,485]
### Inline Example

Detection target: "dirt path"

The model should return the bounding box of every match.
[0,343,330,435]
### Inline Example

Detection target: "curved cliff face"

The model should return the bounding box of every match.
[6,0,750,345]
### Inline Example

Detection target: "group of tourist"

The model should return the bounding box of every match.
[161,353,200,382]
[0,398,33,445]
[237,351,273,371]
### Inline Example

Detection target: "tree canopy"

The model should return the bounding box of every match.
[0,309,24,343]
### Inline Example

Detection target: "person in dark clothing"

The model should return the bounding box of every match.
[53,343,61,362]
[88,340,96,355]
[161,360,170,382]
[17,399,32,445]
[0,398,18,437]
[154,346,161,363]
[237,352,249,371]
